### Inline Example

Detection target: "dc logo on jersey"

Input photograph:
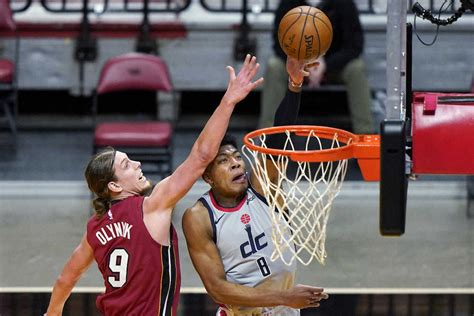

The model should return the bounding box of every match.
[239,213,268,258]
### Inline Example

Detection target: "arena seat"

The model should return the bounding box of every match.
[93,53,175,178]
[0,0,18,137]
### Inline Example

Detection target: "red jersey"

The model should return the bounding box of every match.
[87,195,181,316]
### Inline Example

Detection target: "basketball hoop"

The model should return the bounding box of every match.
[242,126,380,265]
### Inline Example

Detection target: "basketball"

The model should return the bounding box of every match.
[278,6,333,62]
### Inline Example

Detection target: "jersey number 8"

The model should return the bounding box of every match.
[257,257,271,277]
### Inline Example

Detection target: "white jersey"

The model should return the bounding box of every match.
[199,185,299,316]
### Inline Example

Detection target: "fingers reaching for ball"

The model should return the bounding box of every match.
[286,57,312,86]
[305,60,320,69]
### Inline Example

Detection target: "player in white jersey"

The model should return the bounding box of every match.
[182,57,328,315]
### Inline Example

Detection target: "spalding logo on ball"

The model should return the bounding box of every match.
[278,6,333,62]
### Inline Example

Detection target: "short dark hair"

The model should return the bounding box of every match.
[220,133,238,149]
[202,134,239,179]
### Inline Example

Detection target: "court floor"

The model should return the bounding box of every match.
[1,179,472,291]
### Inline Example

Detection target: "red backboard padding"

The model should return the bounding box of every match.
[412,92,474,175]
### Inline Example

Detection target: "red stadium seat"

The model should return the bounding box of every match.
[93,53,175,178]
[0,59,13,83]
[0,0,18,137]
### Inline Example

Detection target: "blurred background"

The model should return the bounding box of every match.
[0,0,473,315]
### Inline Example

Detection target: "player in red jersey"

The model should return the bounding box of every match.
[44,54,263,316]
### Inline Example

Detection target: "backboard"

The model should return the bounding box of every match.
[379,0,410,236]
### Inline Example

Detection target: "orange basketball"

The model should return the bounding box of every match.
[278,6,333,62]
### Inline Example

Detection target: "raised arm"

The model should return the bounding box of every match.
[45,232,94,316]
[182,204,327,309]
[251,58,316,192]
[144,55,263,214]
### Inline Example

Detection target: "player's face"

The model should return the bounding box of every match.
[112,151,152,195]
[207,145,248,196]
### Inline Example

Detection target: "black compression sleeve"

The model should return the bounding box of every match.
[273,88,301,127]
[266,88,301,150]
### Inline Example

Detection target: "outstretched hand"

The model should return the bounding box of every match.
[286,57,321,85]
[284,284,329,309]
[307,57,326,88]
[222,54,264,106]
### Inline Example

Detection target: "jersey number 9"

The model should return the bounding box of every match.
[108,248,130,288]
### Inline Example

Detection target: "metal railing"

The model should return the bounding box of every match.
[199,0,472,14]
[10,0,472,15]
[10,0,191,13]
[39,0,191,13]
[9,0,32,12]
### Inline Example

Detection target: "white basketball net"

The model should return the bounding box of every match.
[242,130,349,266]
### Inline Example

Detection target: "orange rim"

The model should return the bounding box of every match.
[243,125,381,181]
